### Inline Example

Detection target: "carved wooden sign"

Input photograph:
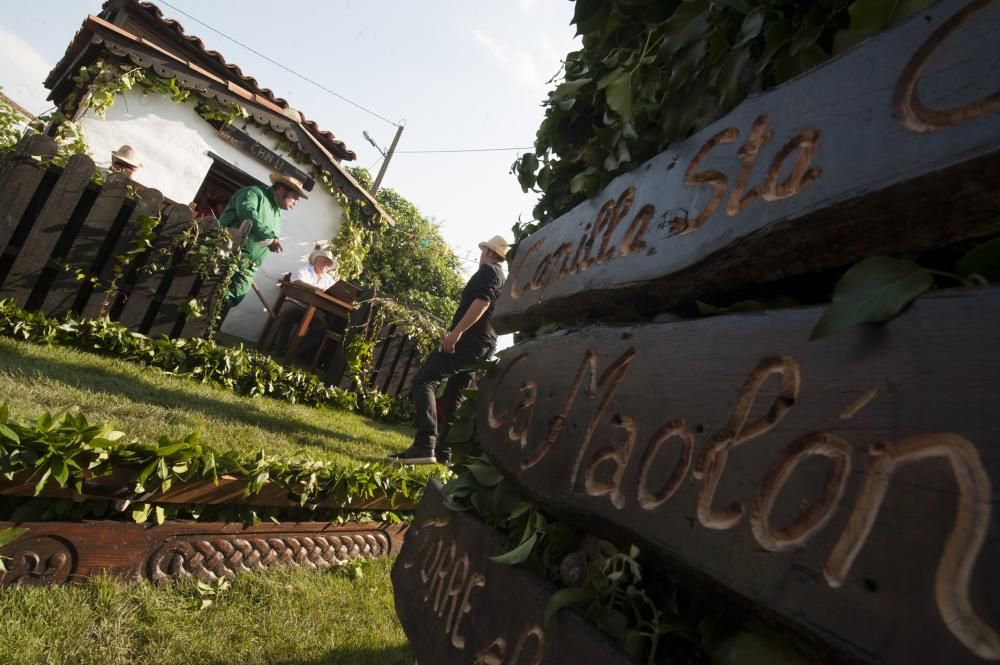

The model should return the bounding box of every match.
[217,123,314,191]
[478,288,1000,664]
[493,0,1000,333]
[391,483,632,665]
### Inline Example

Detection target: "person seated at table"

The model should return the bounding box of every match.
[272,246,340,360]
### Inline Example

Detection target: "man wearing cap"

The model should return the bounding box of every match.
[109,145,142,179]
[272,246,340,356]
[217,173,308,320]
[391,235,510,465]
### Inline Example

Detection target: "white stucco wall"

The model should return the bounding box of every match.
[77,89,346,340]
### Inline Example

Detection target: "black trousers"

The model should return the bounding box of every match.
[411,341,493,452]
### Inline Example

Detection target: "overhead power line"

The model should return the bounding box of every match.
[157,0,399,127]
[395,146,533,154]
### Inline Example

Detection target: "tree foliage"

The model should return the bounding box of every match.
[348,167,465,321]
[511,0,935,240]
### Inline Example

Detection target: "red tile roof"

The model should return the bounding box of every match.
[100,0,356,161]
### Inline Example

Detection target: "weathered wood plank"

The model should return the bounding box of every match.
[0,519,406,586]
[392,483,632,665]
[78,187,164,320]
[115,203,193,331]
[41,173,131,316]
[0,135,57,253]
[0,469,416,512]
[478,287,1000,664]
[146,216,218,338]
[494,0,1000,333]
[0,153,94,308]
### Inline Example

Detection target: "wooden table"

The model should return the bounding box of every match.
[256,282,353,362]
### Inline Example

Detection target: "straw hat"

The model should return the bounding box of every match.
[478,235,510,259]
[269,172,309,199]
[308,247,334,263]
[111,145,142,168]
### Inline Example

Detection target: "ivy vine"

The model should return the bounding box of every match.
[512,0,936,239]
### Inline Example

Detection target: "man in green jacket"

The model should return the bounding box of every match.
[217,173,309,320]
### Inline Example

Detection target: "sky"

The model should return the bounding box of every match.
[0,0,580,274]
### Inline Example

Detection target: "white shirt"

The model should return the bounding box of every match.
[292,264,337,291]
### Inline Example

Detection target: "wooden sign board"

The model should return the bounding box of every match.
[392,483,632,665]
[493,0,1000,333]
[477,287,1000,664]
[217,124,314,191]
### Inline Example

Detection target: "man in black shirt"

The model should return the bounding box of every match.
[390,235,509,465]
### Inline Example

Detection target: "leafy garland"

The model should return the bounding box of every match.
[0,405,442,526]
[512,0,936,238]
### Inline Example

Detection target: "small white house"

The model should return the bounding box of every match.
[43,0,388,340]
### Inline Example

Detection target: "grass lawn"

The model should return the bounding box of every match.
[0,337,415,464]
[0,336,424,664]
[0,559,411,665]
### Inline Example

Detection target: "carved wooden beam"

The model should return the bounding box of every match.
[494,0,1000,333]
[478,287,1000,664]
[391,483,632,665]
[0,519,406,586]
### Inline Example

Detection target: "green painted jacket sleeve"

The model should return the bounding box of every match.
[219,185,282,265]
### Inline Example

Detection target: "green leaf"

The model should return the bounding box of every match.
[810,257,934,340]
[957,236,1000,282]
[733,8,764,48]
[489,532,537,565]
[0,526,28,547]
[713,630,809,665]
[543,586,596,625]
[605,71,634,121]
[0,423,19,443]
[51,458,69,487]
[467,462,504,488]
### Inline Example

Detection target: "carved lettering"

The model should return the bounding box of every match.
[488,352,530,430]
[894,0,1000,133]
[584,414,637,509]
[679,127,740,234]
[427,541,456,608]
[509,239,545,301]
[619,204,656,257]
[750,432,852,552]
[761,129,821,201]
[475,637,507,665]
[824,433,998,660]
[441,554,470,637]
[566,349,637,487]
[596,187,636,264]
[637,418,694,511]
[694,356,801,530]
[509,626,545,665]
[508,381,538,450]
[726,114,773,216]
[522,347,636,471]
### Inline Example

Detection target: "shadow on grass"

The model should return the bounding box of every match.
[270,645,415,665]
[0,340,413,459]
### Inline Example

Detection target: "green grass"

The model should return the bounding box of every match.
[0,559,412,665]
[0,337,415,464]
[0,337,425,664]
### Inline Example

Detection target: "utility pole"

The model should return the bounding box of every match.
[367,121,405,195]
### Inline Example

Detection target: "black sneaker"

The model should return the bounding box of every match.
[436,448,451,465]
[388,446,437,465]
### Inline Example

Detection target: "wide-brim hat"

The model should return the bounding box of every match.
[478,235,510,259]
[111,144,142,168]
[269,172,309,199]
[308,247,335,263]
